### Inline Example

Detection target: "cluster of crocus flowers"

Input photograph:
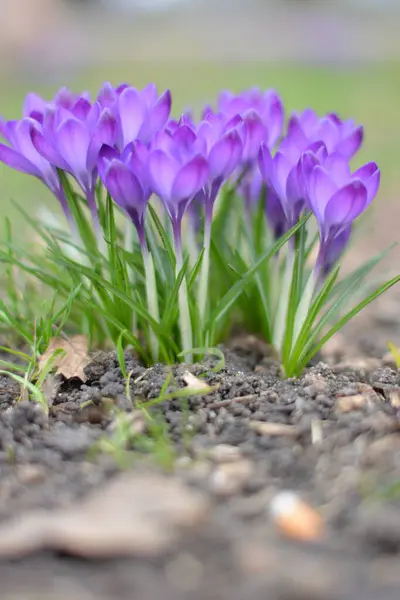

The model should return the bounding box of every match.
[0,82,380,360]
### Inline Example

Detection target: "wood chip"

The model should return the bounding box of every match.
[249,421,298,438]
[336,394,366,413]
[182,371,212,394]
[39,335,90,382]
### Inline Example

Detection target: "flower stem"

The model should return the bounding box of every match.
[125,220,137,336]
[198,202,212,331]
[273,245,295,354]
[173,219,193,362]
[141,233,160,361]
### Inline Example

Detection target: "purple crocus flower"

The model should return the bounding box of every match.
[258,140,327,238]
[96,82,172,148]
[195,112,243,219]
[305,152,380,274]
[287,109,363,159]
[0,88,91,226]
[0,118,71,223]
[147,126,209,253]
[98,141,150,251]
[31,103,119,229]
[218,88,284,149]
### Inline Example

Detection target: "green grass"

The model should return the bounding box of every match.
[0,61,399,238]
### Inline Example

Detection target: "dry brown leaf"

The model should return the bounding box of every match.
[182,371,212,393]
[39,335,90,382]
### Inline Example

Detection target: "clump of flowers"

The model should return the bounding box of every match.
[0,83,397,375]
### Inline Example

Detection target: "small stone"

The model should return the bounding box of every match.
[249,421,299,438]
[270,491,325,542]
[207,444,242,463]
[302,373,328,393]
[336,394,366,413]
[210,460,254,496]
[17,464,46,485]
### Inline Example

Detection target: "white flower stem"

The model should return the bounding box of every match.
[125,221,137,336]
[198,207,212,330]
[273,246,295,355]
[142,245,160,362]
[174,221,193,363]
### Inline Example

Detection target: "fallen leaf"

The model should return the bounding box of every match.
[39,335,90,382]
[182,371,212,393]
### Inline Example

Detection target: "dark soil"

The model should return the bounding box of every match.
[2,305,400,599]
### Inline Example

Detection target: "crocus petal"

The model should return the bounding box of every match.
[335,125,364,159]
[138,89,172,144]
[324,180,367,230]
[23,93,46,120]
[258,143,273,183]
[299,150,320,202]
[0,142,40,176]
[72,97,92,121]
[56,118,91,187]
[266,188,287,238]
[298,108,319,134]
[126,141,149,186]
[105,161,145,220]
[265,92,284,147]
[97,82,117,108]
[208,130,242,180]
[312,117,339,152]
[243,112,266,161]
[31,128,69,171]
[353,162,380,205]
[12,119,46,167]
[0,117,9,141]
[323,153,351,187]
[308,166,338,224]
[141,83,158,108]
[285,116,308,151]
[273,152,293,201]
[319,226,352,275]
[118,87,145,146]
[98,144,120,182]
[87,110,118,172]
[54,87,78,110]
[147,149,177,200]
[171,155,209,202]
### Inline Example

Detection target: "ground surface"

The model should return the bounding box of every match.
[2,312,400,599]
